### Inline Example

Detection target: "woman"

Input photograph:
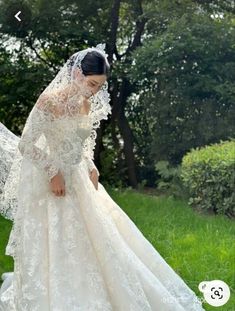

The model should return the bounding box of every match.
[0,44,206,310]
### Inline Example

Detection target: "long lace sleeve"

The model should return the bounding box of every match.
[82,136,100,177]
[18,94,60,181]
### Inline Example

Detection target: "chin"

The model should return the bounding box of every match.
[83,90,93,98]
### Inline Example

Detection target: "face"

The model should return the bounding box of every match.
[85,74,107,97]
[73,69,107,98]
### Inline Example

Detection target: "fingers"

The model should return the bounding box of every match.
[59,189,65,197]
[49,172,66,197]
[52,188,66,197]
[58,188,65,197]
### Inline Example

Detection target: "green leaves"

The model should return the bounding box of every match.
[181,140,235,217]
[128,12,235,166]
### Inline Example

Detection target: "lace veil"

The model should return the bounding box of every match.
[0,43,111,221]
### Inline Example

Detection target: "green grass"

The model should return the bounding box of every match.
[1,188,234,310]
[108,188,235,311]
[0,216,14,282]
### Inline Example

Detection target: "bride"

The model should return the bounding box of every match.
[0,43,206,310]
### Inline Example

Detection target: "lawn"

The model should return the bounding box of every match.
[0,188,234,310]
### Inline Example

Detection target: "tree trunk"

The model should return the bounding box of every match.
[118,110,138,187]
[95,0,147,187]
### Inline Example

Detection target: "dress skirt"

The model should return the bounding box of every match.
[0,158,205,311]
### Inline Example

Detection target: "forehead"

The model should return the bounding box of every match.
[87,74,107,84]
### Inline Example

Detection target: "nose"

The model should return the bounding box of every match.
[95,84,102,93]
[91,87,99,95]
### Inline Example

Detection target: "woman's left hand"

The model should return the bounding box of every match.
[89,168,99,190]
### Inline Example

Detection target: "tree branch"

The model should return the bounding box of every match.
[125,0,148,56]
[27,35,57,70]
[107,0,121,64]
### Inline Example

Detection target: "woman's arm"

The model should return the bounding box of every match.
[18,94,60,181]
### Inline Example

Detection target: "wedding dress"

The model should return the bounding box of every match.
[0,44,206,311]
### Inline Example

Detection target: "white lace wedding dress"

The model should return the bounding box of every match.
[0,106,206,310]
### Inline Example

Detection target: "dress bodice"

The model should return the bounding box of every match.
[17,103,97,182]
[47,114,93,167]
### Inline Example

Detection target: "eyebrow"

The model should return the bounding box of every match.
[90,80,104,87]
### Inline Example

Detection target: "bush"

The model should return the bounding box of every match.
[181,139,235,218]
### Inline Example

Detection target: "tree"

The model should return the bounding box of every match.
[0,0,234,187]
[128,12,235,166]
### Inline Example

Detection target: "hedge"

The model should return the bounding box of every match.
[181,139,235,218]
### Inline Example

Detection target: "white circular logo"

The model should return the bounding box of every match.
[198,280,230,307]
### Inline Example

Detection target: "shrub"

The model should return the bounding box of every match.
[181,139,235,218]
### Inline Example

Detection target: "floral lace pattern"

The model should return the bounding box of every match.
[18,105,96,181]
[0,87,104,221]
[0,162,206,310]
[0,46,111,222]
[0,122,21,221]
[0,45,206,310]
[0,108,205,310]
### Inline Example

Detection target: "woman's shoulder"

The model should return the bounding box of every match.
[35,88,69,118]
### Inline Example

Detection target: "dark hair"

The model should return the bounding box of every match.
[81,51,110,78]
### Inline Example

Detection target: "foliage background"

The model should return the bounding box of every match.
[0,0,234,189]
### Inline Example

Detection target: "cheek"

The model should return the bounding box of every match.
[83,81,92,92]
[86,81,93,89]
